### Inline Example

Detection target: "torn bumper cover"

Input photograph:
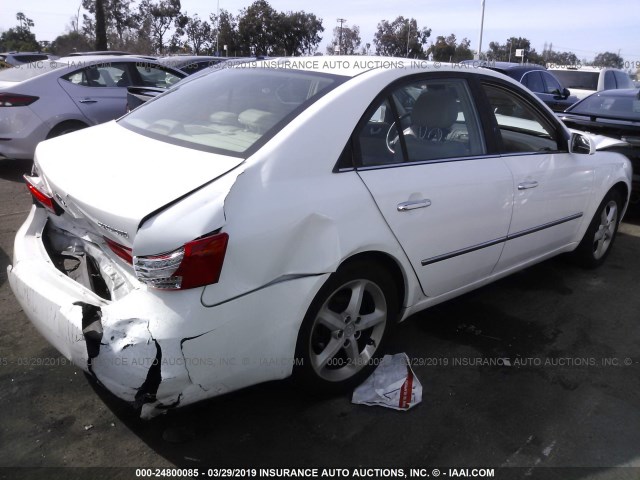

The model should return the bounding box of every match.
[7,208,196,417]
[9,207,326,418]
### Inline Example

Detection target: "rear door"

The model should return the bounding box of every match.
[355,75,514,298]
[58,62,131,124]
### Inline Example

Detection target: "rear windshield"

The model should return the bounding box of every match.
[569,93,640,121]
[550,70,598,90]
[119,67,345,157]
[0,60,67,81]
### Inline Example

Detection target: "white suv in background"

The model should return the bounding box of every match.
[547,65,634,100]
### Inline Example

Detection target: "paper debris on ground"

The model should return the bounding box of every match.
[352,353,422,410]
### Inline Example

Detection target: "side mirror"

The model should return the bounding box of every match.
[569,132,595,155]
[552,88,571,100]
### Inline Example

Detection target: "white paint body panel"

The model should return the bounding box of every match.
[358,158,513,297]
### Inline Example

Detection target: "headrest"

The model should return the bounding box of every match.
[411,90,459,129]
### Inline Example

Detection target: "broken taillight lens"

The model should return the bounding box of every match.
[24,174,62,215]
[133,232,229,290]
[104,237,133,264]
[0,93,39,107]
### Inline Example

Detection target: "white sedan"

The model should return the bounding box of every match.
[8,57,632,418]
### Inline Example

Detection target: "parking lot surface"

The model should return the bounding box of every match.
[1,158,639,480]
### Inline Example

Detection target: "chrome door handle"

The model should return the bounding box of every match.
[518,181,539,190]
[79,99,97,104]
[397,199,431,211]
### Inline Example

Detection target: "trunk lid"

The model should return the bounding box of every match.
[35,121,243,248]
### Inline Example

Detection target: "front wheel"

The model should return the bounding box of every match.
[573,190,622,268]
[294,262,398,392]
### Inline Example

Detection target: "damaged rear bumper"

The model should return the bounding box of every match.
[9,206,328,418]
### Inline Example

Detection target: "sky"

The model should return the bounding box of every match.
[2,0,639,65]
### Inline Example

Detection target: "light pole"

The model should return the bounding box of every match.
[337,18,346,55]
[215,0,220,56]
[406,20,411,57]
[476,0,485,60]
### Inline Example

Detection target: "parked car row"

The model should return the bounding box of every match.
[559,88,640,202]
[548,65,634,100]
[8,56,632,418]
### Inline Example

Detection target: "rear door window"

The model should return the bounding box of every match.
[522,71,544,93]
[613,70,632,89]
[357,78,485,166]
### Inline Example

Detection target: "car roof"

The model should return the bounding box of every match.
[67,50,133,56]
[486,61,546,72]
[57,54,159,63]
[582,88,640,98]
[241,56,526,81]
[548,65,622,72]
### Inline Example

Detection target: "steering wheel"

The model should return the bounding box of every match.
[385,113,412,153]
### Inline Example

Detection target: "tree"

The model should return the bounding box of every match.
[95,0,108,49]
[238,0,280,56]
[50,31,94,56]
[210,9,239,56]
[81,0,144,50]
[326,24,361,55]
[276,11,323,56]
[454,37,474,62]
[138,0,182,54]
[182,14,211,55]
[16,12,35,31]
[373,16,431,58]
[427,34,473,62]
[486,37,542,65]
[0,12,39,51]
[593,51,624,69]
[542,43,578,66]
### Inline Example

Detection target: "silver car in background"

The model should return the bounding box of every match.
[0,55,185,160]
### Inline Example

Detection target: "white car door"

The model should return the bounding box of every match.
[355,77,514,298]
[58,63,131,124]
[479,82,594,271]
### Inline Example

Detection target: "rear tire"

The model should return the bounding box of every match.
[46,121,88,139]
[294,261,398,392]
[573,190,622,268]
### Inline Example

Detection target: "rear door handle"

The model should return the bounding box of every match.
[79,98,97,104]
[518,181,539,190]
[397,199,431,211]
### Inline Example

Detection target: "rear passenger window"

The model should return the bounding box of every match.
[62,63,130,87]
[134,64,182,88]
[522,71,544,93]
[357,78,485,166]
[482,83,559,154]
[604,71,616,90]
[613,70,632,89]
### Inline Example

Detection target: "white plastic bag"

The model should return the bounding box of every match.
[352,353,422,410]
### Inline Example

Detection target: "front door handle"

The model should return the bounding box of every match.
[79,98,97,104]
[397,199,431,211]
[518,181,539,190]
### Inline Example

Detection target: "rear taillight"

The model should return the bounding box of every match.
[104,237,133,264]
[24,174,62,215]
[0,93,39,107]
[133,232,229,290]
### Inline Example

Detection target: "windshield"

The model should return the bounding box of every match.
[0,60,68,81]
[569,93,640,121]
[550,70,598,90]
[120,67,344,157]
